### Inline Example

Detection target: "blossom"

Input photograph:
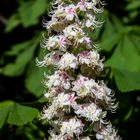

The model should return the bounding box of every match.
[85,13,103,28]
[81,136,91,140]
[73,103,106,122]
[38,0,121,139]
[63,24,85,44]
[72,75,95,97]
[93,83,118,112]
[78,50,104,71]
[60,118,84,136]
[65,4,77,21]
[77,0,94,11]
[56,92,77,107]
[44,70,72,90]
[36,51,61,67]
[96,124,121,140]
[41,103,58,120]
[58,52,78,70]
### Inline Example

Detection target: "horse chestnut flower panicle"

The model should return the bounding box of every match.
[37,0,121,139]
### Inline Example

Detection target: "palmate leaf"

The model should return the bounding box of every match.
[126,0,140,10]
[105,36,140,72]
[0,101,13,128]
[101,15,140,92]
[0,36,39,76]
[5,0,50,31]
[0,101,39,128]
[18,0,49,27]
[25,48,53,97]
[113,68,140,92]
[25,61,45,97]
[5,14,20,32]
[105,35,140,92]
[100,16,123,51]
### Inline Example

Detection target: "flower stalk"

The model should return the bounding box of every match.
[37,0,121,139]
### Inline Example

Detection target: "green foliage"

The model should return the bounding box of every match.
[0,35,39,76]
[5,0,50,32]
[25,61,46,97]
[0,101,39,128]
[113,68,140,92]
[5,14,20,32]
[100,14,140,92]
[0,0,140,139]
[18,0,48,27]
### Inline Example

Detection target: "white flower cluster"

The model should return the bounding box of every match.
[37,0,121,139]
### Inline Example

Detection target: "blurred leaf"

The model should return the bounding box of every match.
[105,36,140,72]
[0,101,14,128]
[124,106,133,121]
[100,32,121,51]
[18,0,49,27]
[113,68,140,92]
[130,34,140,53]
[111,15,124,31]
[0,101,39,128]
[7,103,39,126]
[5,40,32,56]
[5,14,20,32]
[100,17,122,51]
[0,36,39,76]
[126,1,140,10]
[25,61,45,97]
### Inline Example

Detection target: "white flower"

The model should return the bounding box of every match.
[63,24,85,44]
[42,36,59,50]
[43,16,67,32]
[41,103,58,120]
[96,124,121,140]
[56,92,77,107]
[92,81,118,112]
[58,36,68,51]
[38,0,120,139]
[60,118,84,136]
[85,13,103,28]
[49,130,72,140]
[45,70,72,90]
[78,50,103,71]
[36,51,61,67]
[72,75,95,97]
[77,0,87,11]
[73,103,106,122]
[65,4,77,21]
[77,0,94,11]
[53,5,65,18]
[45,87,64,98]
[43,35,70,52]
[59,53,78,70]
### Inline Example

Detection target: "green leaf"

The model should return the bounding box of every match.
[5,14,20,32]
[111,15,124,31]
[126,1,140,10]
[130,34,140,53]
[113,68,140,92]
[124,106,133,121]
[0,101,14,128]
[100,17,122,51]
[5,40,32,56]
[0,36,39,76]
[7,103,39,126]
[18,0,49,27]
[0,101,39,128]
[25,60,45,97]
[105,36,140,72]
